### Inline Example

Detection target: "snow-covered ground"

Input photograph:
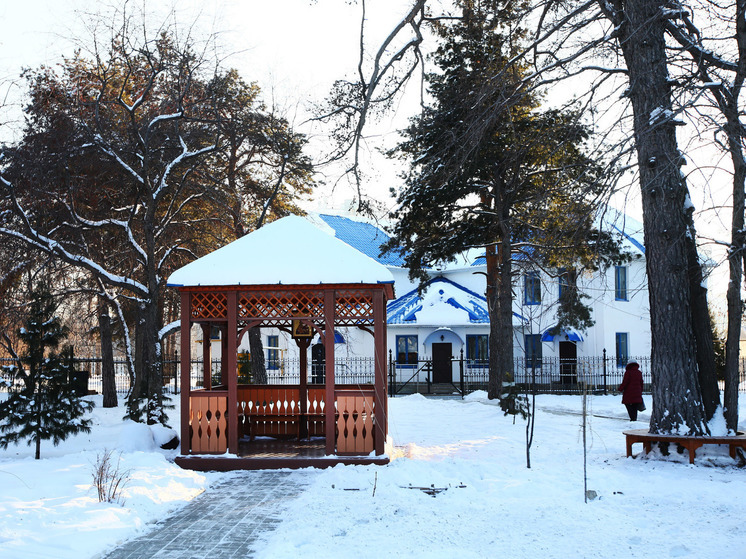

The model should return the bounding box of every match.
[1,393,744,559]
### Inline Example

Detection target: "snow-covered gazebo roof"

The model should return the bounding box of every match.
[167,215,395,287]
[171,215,393,465]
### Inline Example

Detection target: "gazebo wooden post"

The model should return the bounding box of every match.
[373,288,387,455]
[227,290,239,454]
[297,338,310,438]
[220,324,228,386]
[179,290,192,455]
[201,323,212,390]
[324,289,336,455]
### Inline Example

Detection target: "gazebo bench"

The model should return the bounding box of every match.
[238,409,328,440]
[624,429,746,464]
[237,385,329,440]
[242,413,300,440]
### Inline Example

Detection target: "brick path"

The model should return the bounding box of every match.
[103,470,317,559]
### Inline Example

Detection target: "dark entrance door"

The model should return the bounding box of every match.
[432,343,452,383]
[311,343,325,384]
[559,341,577,385]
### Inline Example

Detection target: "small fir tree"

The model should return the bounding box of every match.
[0,286,93,459]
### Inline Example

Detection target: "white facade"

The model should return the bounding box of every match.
[192,211,651,385]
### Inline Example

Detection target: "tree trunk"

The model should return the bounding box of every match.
[126,311,146,420]
[99,303,118,408]
[726,231,743,432]
[725,110,746,433]
[722,4,746,431]
[248,326,267,384]
[685,225,720,422]
[142,299,164,425]
[34,386,41,460]
[126,299,164,424]
[618,0,707,434]
[487,216,514,399]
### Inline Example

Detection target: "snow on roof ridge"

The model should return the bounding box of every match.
[167,215,395,287]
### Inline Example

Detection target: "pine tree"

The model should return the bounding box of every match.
[386,1,621,399]
[0,286,93,459]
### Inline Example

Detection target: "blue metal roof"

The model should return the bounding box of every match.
[318,214,407,267]
[611,223,645,255]
[387,276,527,325]
[599,207,646,256]
[471,246,533,267]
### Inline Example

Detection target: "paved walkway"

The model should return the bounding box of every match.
[103,470,317,559]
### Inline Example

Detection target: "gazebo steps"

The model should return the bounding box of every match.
[176,437,389,471]
[176,454,390,471]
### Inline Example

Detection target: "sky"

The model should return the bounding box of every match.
[0,0,737,310]
[0,0,420,210]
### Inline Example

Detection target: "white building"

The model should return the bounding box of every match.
[194,210,650,387]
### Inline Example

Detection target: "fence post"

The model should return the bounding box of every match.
[174,350,179,394]
[459,348,465,399]
[602,348,607,395]
[388,350,394,397]
[426,360,432,394]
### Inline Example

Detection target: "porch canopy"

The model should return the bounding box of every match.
[168,215,394,470]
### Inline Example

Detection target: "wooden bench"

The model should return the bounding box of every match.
[624,429,746,464]
[237,386,327,440]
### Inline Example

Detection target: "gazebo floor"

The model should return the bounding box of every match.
[240,436,327,458]
[175,436,390,471]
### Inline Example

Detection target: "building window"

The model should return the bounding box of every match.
[266,335,279,370]
[396,335,418,366]
[615,266,628,301]
[616,333,629,367]
[466,334,489,365]
[524,271,541,305]
[525,334,542,368]
[558,268,570,299]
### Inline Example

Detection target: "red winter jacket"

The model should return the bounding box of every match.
[619,362,643,404]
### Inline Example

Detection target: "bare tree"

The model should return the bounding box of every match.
[323,0,730,435]
[1,6,318,423]
[313,0,428,211]
[661,0,745,432]
[0,12,220,424]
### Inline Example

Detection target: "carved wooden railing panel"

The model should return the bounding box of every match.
[236,385,329,438]
[307,387,326,436]
[231,385,375,455]
[335,390,375,455]
[190,292,228,320]
[189,392,228,453]
[237,386,301,438]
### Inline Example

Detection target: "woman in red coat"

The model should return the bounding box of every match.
[619,361,644,420]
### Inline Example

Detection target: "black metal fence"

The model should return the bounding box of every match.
[0,356,184,395]
[388,352,746,396]
[0,355,377,395]
[3,353,746,397]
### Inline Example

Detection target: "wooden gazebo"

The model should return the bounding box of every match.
[168,216,394,470]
